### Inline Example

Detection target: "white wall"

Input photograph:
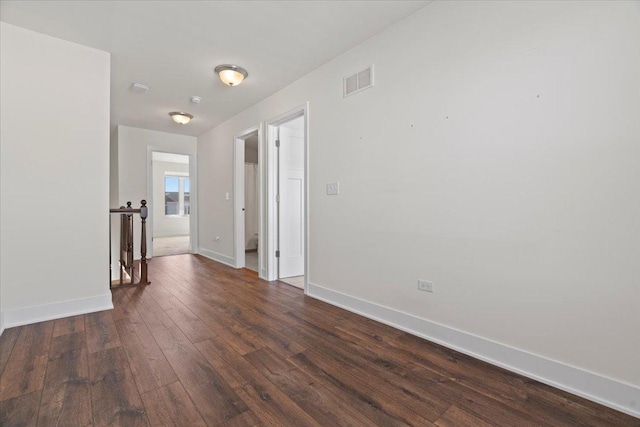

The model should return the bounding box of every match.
[197,1,640,415]
[152,161,190,237]
[115,126,197,259]
[0,23,112,327]
[199,122,235,263]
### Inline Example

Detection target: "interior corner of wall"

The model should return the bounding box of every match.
[0,311,5,337]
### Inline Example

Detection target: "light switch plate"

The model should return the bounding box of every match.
[326,182,340,195]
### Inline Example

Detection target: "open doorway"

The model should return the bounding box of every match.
[244,132,260,272]
[234,127,261,273]
[276,115,305,288]
[151,152,191,256]
[263,104,308,289]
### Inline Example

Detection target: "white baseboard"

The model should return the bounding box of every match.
[307,282,640,419]
[198,247,236,268]
[153,233,190,238]
[2,293,114,329]
[0,311,5,336]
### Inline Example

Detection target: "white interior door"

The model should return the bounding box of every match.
[278,122,305,278]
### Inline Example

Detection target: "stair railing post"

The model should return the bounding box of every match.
[139,200,149,284]
[109,201,150,288]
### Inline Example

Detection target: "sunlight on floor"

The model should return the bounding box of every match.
[279,275,304,289]
[153,236,190,257]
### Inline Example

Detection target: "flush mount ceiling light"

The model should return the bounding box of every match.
[215,64,248,86]
[169,112,193,125]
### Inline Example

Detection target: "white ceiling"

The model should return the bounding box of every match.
[0,1,429,137]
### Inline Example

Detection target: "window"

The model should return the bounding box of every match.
[165,175,190,216]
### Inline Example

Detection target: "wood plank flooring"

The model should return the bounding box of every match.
[0,254,637,426]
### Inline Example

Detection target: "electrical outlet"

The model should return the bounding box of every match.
[326,182,340,195]
[215,236,220,242]
[225,192,230,200]
[418,280,433,293]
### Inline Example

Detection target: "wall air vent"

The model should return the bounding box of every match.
[343,65,374,97]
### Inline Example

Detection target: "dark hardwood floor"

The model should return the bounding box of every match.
[0,254,637,426]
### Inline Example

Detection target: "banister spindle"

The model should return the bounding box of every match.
[140,200,149,284]
[119,205,126,286]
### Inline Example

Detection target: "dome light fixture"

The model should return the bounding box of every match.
[169,112,193,125]
[215,64,248,86]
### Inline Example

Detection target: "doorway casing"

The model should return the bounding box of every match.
[233,125,262,272]
[266,103,309,290]
[232,103,309,291]
[146,147,198,258]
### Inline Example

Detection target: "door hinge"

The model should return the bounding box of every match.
[275,250,280,258]
[275,139,280,148]
[276,194,280,203]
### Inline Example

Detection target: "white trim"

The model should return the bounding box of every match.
[257,123,267,281]
[265,124,278,281]
[146,147,199,258]
[198,247,236,268]
[234,135,245,269]
[0,311,5,336]
[233,125,260,270]
[265,103,310,288]
[307,282,640,419]
[2,294,114,329]
[189,151,199,254]
[302,106,310,294]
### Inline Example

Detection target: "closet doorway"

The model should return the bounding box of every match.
[275,115,305,287]
[264,103,309,290]
[243,133,259,271]
[234,127,261,273]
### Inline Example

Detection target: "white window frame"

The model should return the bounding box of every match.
[164,172,190,217]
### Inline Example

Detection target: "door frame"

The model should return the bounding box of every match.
[265,103,309,292]
[146,147,198,258]
[233,125,261,272]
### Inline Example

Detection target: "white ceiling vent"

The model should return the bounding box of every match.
[343,65,374,97]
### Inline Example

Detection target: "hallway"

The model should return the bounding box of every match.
[0,255,635,426]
